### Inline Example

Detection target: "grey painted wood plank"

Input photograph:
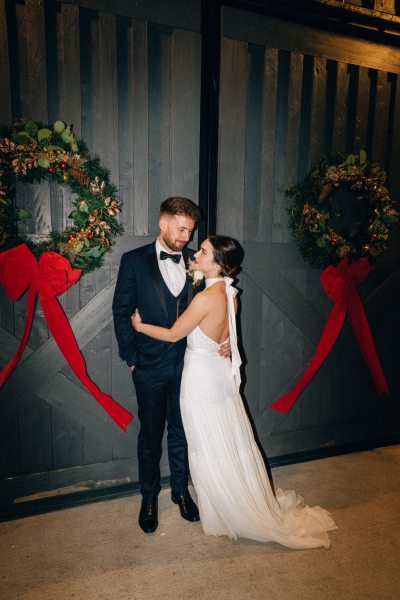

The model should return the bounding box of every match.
[371,70,390,166]
[15,0,29,118]
[51,406,84,470]
[223,7,400,74]
[148,24,172,236]
[354,66,371,152]
[24,0,48,121]
[243,44,264,242]
[309,57,327,166]
[18,394,53,475]
[217,37,247,240]
[0,0,12,126]
[15,181,52,245]
[170,29,201,203]
[99,12,119,185]
[271,50,290,243]
[12,279,49,353]
[0,407,20,478]
[259,48,278,243]
[332,62,349,155]
[116,16,134,235]
[0,327,32,367]
[50,0,201,32]
[0,290,14,336]
[132,20,149,235]
[79,270,96,308]
[58,4,81,135]
[283,51,303,242]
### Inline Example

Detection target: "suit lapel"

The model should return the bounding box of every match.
[147,247,168,318]
[183,247,196,303]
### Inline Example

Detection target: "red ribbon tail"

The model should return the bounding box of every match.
[41,294,133,431]
[0,286,37,389]
[270,300,347,413]
[348,289,389,395]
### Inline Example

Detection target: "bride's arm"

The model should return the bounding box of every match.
[132,293,211,342]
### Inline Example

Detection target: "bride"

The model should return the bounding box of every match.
[132,235,337,549]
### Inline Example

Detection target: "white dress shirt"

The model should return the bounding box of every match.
[156,239,186,297]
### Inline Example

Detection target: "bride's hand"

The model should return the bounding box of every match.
[219,338,231,358]
[131,309,142,331]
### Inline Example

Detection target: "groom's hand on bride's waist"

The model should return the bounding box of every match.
[219,339,231,358]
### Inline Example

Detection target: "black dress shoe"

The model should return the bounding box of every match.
[138,497,158,533]
[171,490,200,522]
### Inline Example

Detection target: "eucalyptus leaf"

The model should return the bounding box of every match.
[359,149,367,164]
[38,157,50,169]
[346,154,355,166]
[79,201,89,212]
[25,121,38,137]
[53,120,66,134]
[316,237,327,248]
[73,211,89,226]
[37,128,52,144]
[11,131,29,144]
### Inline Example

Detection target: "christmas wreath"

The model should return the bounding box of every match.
[0,119,122,273]
[287,150,399,269]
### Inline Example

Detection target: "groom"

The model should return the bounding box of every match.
[112,197,203,533]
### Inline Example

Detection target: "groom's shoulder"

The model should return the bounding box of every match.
[122,241,155,261]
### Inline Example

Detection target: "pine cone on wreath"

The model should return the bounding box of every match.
[318,182,333,202]
[69,168,90,187]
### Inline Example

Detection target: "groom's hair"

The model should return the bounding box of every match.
[160,197,201,222]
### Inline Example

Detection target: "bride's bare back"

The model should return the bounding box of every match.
[197,282,229,344]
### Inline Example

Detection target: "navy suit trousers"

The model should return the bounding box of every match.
[132,347,189,498]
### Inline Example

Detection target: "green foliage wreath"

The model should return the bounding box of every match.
[287,151,399,269]
[0,118,122,273]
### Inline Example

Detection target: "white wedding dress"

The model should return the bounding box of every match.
[180,277,337,549]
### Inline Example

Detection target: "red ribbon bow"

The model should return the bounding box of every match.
[0,244,133,431]
[270,257,389,413]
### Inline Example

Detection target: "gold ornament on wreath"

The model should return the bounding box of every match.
[287,150,399,269]
[0,118,123,273]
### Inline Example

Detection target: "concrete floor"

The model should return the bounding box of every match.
[1,446,400,600]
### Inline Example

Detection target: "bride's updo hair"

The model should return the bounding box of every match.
[208,235,244,277]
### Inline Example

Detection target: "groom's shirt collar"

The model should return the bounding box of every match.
[155,239,186,297]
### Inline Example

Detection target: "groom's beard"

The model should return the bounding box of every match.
[162,236,186,252]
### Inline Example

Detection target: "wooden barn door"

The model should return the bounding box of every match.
[0,0,201,508]
[217,6,400,458]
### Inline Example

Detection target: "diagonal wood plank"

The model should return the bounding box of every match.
[243,242,326,344]
[0,279,118,406]
[0,330,135,451]
[36,373,137,451]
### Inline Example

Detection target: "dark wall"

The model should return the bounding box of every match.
[0,0,399,512]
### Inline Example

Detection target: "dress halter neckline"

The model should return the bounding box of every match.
[205,277,224,289]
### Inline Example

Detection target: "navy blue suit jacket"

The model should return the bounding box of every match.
[112,241,199,369]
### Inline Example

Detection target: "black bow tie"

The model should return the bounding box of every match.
[160,250,181,264]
